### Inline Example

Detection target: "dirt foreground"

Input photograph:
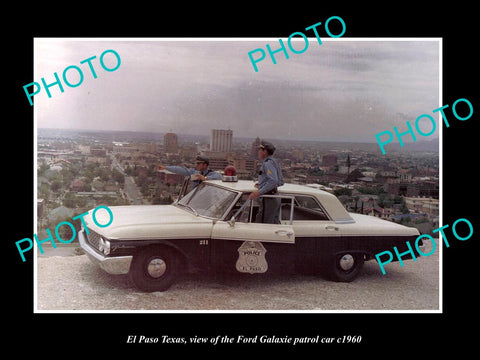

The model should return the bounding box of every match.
[35,248,440,312]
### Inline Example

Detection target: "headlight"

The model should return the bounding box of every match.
[98,238,111,255]
[98,238,105,252]
[103,240,111,255]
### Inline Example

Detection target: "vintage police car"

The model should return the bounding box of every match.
[78,173,421,292]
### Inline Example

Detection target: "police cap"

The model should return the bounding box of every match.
[196,155,210,165]
[259,140,276,155]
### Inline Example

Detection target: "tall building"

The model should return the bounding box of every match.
[292,149,304,162]
[210,129,232,153]
[164,133,178,153]
[251,137,261,158]
[228,155,257,173]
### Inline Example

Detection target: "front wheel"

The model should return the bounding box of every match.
[325,252,364,282]
[129,246,180,292]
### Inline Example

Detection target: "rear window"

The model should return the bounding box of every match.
[281,195,330,221]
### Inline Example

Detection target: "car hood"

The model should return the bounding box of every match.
[84,204,213,240]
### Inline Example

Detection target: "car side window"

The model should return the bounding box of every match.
[280,195,330,221]
[226,194,255,223]
[228,194,330,223]
[237,194,254,223]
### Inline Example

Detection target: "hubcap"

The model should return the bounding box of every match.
[339,254,355,271]
[147,258,167,278]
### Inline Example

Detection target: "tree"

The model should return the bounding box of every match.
[50,180,62,192]
[63,192,86,208]
[38,183,50,200]
[400,203,409,214]
[83,168,95,183]
[399,216,412,224]
[38,162,50,176]
[60,167,74,187]
[54,216,79,243]
[334,188,352,196]
[63,192,76,208]
[112,169,125,184]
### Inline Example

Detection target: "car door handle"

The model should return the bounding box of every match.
[275,230,294,237]
[325,225,339,231]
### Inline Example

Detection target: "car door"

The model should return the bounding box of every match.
[210,195,296,274]
[211,221,295,244]
[278,193,343,273]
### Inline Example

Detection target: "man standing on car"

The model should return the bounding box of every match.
[158,155,222,187]
[248,140,284,224]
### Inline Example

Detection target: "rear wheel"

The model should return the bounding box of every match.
[129,246,180,292]
[326,252,364,282]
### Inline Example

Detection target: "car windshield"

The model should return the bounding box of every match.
[176,182,238,219]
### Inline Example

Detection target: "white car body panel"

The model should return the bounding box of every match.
[85,204,213,240]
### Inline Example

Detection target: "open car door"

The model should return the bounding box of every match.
[212,195,296,244]
[211,195,296,274]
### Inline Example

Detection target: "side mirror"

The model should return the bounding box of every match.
[227,216,236,227]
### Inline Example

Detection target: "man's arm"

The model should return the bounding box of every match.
[158,165,195,176]
[206,171,222,180]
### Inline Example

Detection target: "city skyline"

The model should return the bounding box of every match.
[37,126,440,154]
[35,38,440,143]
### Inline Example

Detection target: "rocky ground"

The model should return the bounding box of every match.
[36,245,439,311]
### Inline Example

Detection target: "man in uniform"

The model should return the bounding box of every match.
[158,155,222,187]
[248,140,284,224]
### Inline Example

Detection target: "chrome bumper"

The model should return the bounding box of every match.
[78,228,132,275]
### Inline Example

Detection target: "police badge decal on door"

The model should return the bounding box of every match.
[236,241,268,274]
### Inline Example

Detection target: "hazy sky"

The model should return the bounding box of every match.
[35,38,440,142]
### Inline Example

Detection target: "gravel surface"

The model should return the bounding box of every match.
[36,247,439,311]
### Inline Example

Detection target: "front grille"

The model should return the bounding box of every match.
[84,228,133,257]
[86,228,103,252]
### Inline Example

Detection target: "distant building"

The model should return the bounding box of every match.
[92,179,105,191]
[78,145,91,154]
[104,179,119,192]
[139,143,158,153]
[404,197,439,216]
[90,148,107,156]
[164,133,178,153]
[292,149,304,162]
[208,157,229,171]
[322,154,338,167]
[47,206,74,223]
[86,156,109,165]
[228,155,257,174]
[345,168,365,183]
[71,179,85,192]
[251,137,261,158]
[158,171,186,186]
[210,129,232,153]
[112,145,139,154]
[385,181,439,199]
[37,199,45,218]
